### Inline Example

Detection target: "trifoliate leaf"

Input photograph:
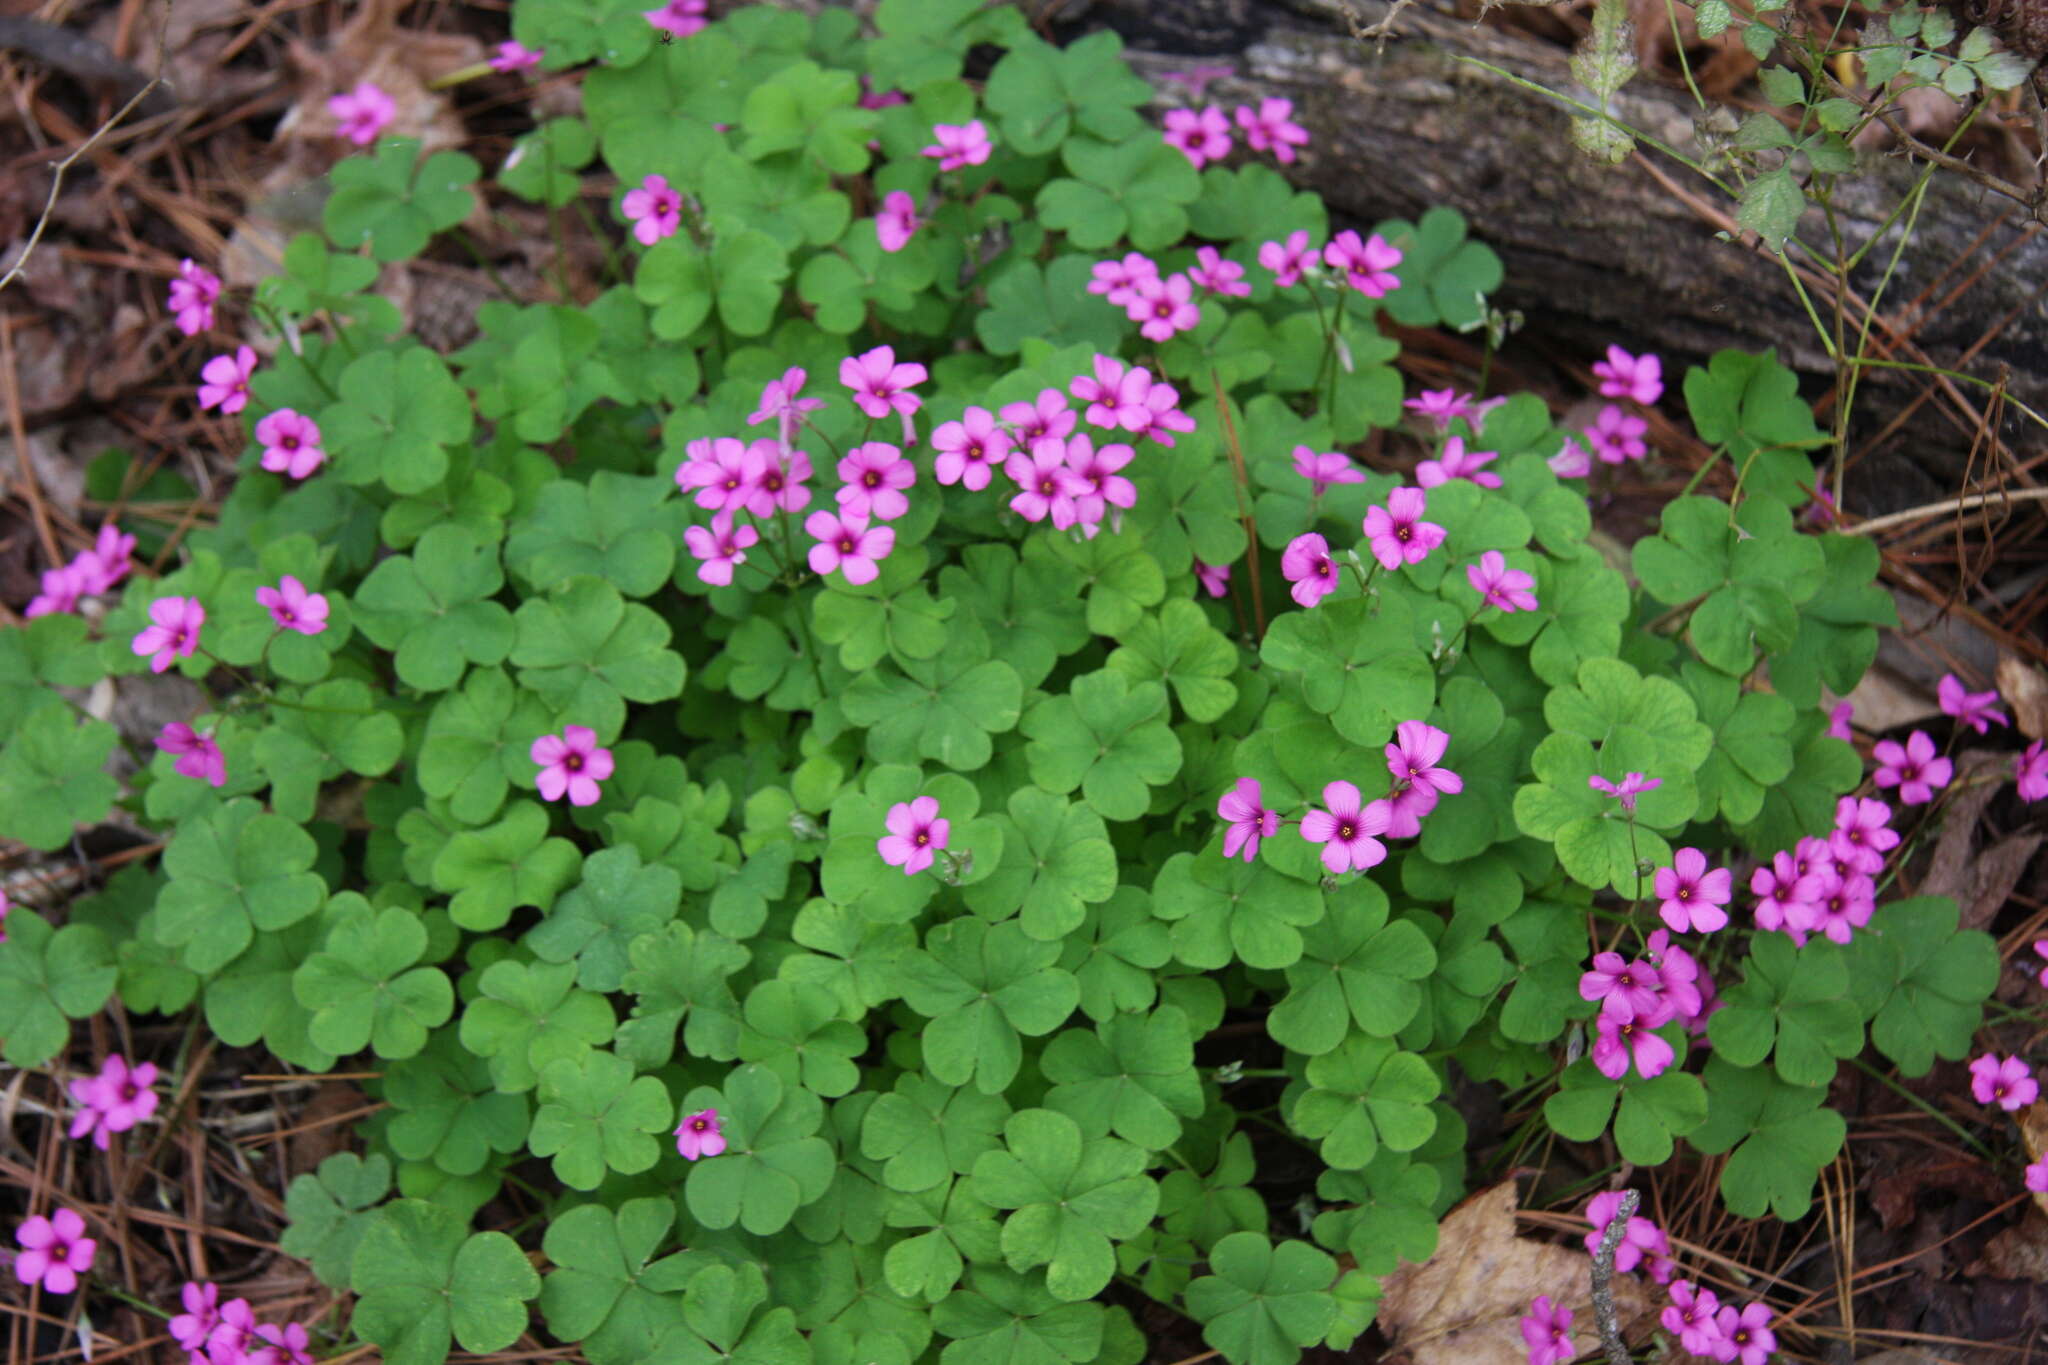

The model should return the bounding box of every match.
[1844,895,1998,1075]
[527,845,682,993]
[969,1108,1159,1301]
[155,797,326,974]
[528,1048,672,1191]
[900,917,1079,1095]
[1688,1056,1846,1220]
[1289,1035,1441,1169]
[352,524,516,693]
[1269,879,1438,1054]
[1041,1006,1203,1150]
[281,1152,392,1288]
[1184,1233,1338,1365]
[0,910,117,1066]
[0,705,120,851]
[680,1064,836,1235]
[1707,933,1862,1086]
[350,1199,540,1365]
[325,138,481,263]
[293,896,453,1059]
[1152,845,1324,972]
[459,957,616,1093]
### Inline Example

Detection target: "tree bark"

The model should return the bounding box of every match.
[1074,0,2048,512]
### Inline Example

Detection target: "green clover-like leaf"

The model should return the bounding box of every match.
[1268,880,1438,1054]
[1152,845,1324,972]
[1844,895,1999,1076]
[1289,1035,1441,1169]
[1021,670,1182,823]
[349,1199,540,1365]
[528,1048,672,1191]
[969,1108,1159,1301]
[504,472,684,598]
[280,1151,392,1288]
[321,347,474,496]
[1259,595,1436,749]
[325,138,481,263]
[1707,933,1862,1086]
[527,845,682,993]
[617,919,748,1069]
[1184,1233,1339,1365]
[352,524,515,693]
[292,896,453,1059]
[1688,1056,1846,1220]
[0,705,119,851]
[900,918,1079,1095]
[680,1063,836,1235]
[538,1198,701,1363]
[0,910,117,1066]
[1041,1006,1202,1150]
[156,797,325,974]
[459,957,616,1093]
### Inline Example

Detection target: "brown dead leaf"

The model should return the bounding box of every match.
[1970,1210,2048,1282]
[1379,1182,1650,1365]
[1999,655,2048,741]
[1920,751,2025,931]
[1871,1155,2008,1231]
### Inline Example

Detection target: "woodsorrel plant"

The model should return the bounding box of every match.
[1,4,2038,1364]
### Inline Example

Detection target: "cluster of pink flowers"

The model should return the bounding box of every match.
[68,1054,159,1149]
[1161,99,1310,168]
[1251,227,1401,299]
[26,524,135,619]
[1583,345,1662,466]
[1278,486,1453,608]
[1220,722,1462,874]
[170,1279,315,1365]
[1750,796,1896,946]
[1579,929,1717,1080]
[878,796,950,875]
[532,726,614,808]
[1416,435,1501,490]
[1088,253,1203,342]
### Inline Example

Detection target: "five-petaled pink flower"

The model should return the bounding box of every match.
[532,726,614,807]
[1653,847,1732,934]
[1519,1296,1575,1365]
[1384,720,1462,838]
[197,346,257,414]
[1713,1303,1777,1365]
[168,259,221,336]
[1300,780,1392,874]
[1293,445,1365,498]
[257,575,329,636]
[644,0,708,36]
[837,442,915,521]
[1583,1191,1674,1278]
[207,1297,257,1362]
[328,82,396,146]
[1064,436,1137,534]
[1416,436,1502,489]
[1584,403,1649,464]
[1589,771,1660,813]
[1234,98,1310,162]
[14,1208,94,1295]
[156,722,226,788]
[1593,1012,1677,1080]
[677,437,758,512]
[1088,252,1159,307]
[1661,1280,1726,1358]
[1196,561,1231,598]
[490,41,544,73]
[1830,795,1898,874]
[1548,436,1593,479]
[840,345,927,420]
[683,514,759,587]
[1938,672,2009,734]
[675,1108,726,1160]
[1364,487,1447,571]
[1218,778,1279,862]
[1872,729,1950,805]
[170,1282,225,1359]
[740,440,812,514]
[1126,272,1201,343]
[132,596,205,673]
[68,1054,160,1149]
[1259,230,1316,287]
[1189,245,1251,298]
[932,406,1010,491]
[878,796,950,875]
[623,174,684,246]
[255,409,325,480]
[1404,388,1475,430]
[1322,229,1402,297]
[1162,106,1232,168]
[747,366,827,450]
[1580,951,1665,1023]
[1970,1053,2038,1111]
[1467,551,1537,613]
[1004,437,1090,529]
[1592,345,1663,405]
[922,120,994,171]
[805,508,895,585]
[2020,741,2048,802]
[1281,532,1340,608]
[250,1320,317,1365]
[876,190,920,253]
[1001,389,1077,447]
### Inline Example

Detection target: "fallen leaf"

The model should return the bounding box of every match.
[1970,1210,2048,1282]
[1871,1155,2007,1231]
[1919,751,2020,931]
[1999,655,2048,741]
[1379,1182,1650,1365]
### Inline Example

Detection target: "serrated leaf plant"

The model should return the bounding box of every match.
[0,5,2025,1365]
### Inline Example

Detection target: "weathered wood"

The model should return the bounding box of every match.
[1072,0,2048,511]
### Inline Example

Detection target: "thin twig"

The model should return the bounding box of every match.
[1589,1187,1637,1365]
[1845,486,2048,537]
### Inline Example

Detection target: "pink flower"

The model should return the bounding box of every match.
[836,442,915,522]
[1196,562,1231,598]
[328,82,396,146]
[1593,1013,1677,1080]
[922,120,994,171]
[250,1321,316,1365]
[1592,345,1663,405]
[1281,532,1340,609]
[739,442,813,518]
[840,345,927,420]
[1645,930,1708,1028]
[1830,795,1898,875]
[1751,853,1817,939]
[1584,403,1649,464]
[1189,245,1251,297]
[622,174,684,246]
[2033,940,2048,989]
[1064,435,1137,532]
[1218,778,1278,862]
[1001,389,1077,446]
[1088,252,1159,307]
[82,524,134,595]
[858,80,909,111]
[2028,1158,2048,1192]
[168,259,221,336]
[1233,98,1310,162]
[1322,229,1402,298]
[1970,1053,2039,1111]
[1258,231,1316,287]
[1653,847,1732,934]
[1520,1295,1575,1365]
[2020,741,2048,802]
[25,561,89,619]
[932,406,1010,491]
[531,726,614,807]
[1827,700,1855,741]
[1588,771,1660,813]
[683,514,758,587]
[1004,437,1090,529]
[1582,1192,1672,1277]
[1872,729,1951,805]
[1162,106,1232,168]
[1415,436,1502,489]
[1547,436,1593,479]
[1404,388,1476,430]
[876,190,920,253]
[1580,951,1665,1023]
[1386,720,1462,801]
[1714,1303,1777,1365]
[677,436,758,512]
[1661,1281,1726,1357]
[255,409,325,480]
[1363,487,1447,571]
[14,1208,94,1295]
[1071,355,1142,430]
[131,596,205,673]
[1467,551,1537,613]
[644,0,708,36]
[489,40,544,73]
[1116,372,1196,447]
[1810,868,1876,945]
[1293,445,1366,498]
[675,1108,726,1160]
[170,1281,223,1356]
[155,722,226,788]
[1300,780,1392,874]
[1938,672,2009,734]
[0,889,9,943]
[805,507,895,585]
[1126,271,1201,343]
[747,366,827,449]
[256,575,329,636]
[68,1054,160,1149]
[878,796,949,875]
[197,346,257,414]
